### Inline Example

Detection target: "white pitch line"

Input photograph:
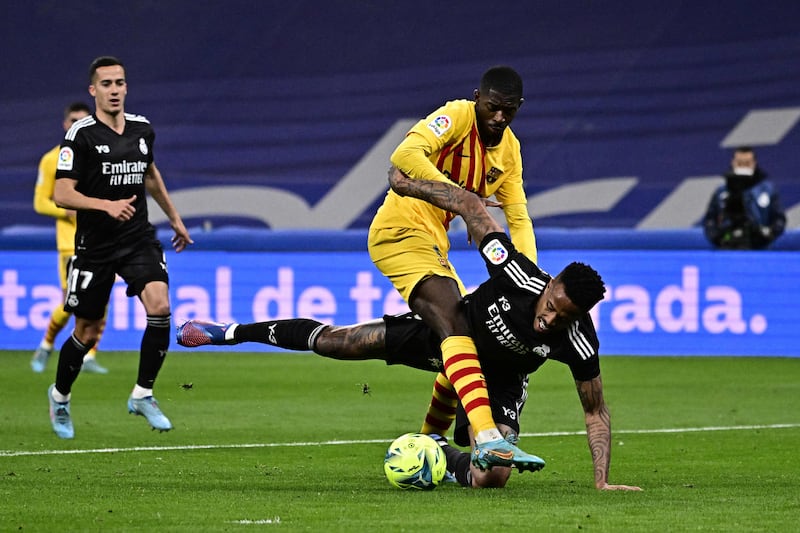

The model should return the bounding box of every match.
[227,518,281,525]
[1,423,797,458]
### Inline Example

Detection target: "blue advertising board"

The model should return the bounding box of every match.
[2,248,797,357]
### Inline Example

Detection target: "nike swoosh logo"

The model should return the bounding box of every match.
[487,450,514,460]
[456,153,470,158]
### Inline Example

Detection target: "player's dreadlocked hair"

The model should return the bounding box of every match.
[557,262,606,313]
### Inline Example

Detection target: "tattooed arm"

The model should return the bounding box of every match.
[576,375,642,491]
[388,167,502,245]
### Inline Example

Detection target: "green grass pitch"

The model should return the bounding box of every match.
[1,350,798,531]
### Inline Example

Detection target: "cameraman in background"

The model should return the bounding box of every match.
[703,146,786,249]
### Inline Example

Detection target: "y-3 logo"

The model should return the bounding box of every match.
[501,407,517,421]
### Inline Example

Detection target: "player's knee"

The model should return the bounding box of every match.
[140,281,171,316]
[471,466,511,488]
[74,320,103,347]
[315,326,359,357]
[445,316,471,337]
[313,331,340,355]
[147,302,171,316]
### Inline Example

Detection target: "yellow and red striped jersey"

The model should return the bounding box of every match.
[373,99,536,260]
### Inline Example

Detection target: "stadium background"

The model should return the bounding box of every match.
[1,1,798,356]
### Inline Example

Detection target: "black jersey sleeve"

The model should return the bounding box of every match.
[556,314,601,382]
[55,128,89,181]
[477,231,543,278]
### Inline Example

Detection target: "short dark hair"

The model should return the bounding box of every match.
[64,101,91,118]
[734,146,755,156]
[480,66,523,97]
[557,262,606,313]
[89,56,124,83]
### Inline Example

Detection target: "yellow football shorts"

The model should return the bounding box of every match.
[368,227,467,303]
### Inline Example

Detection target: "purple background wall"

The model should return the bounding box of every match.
[2,1,799,232]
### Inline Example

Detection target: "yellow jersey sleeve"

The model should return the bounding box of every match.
[490,148,536,260]
[33,146,70,220]
[34,145,77,252]
[503,203,537,262]
[390,100,475,185]
[390,132,455,185]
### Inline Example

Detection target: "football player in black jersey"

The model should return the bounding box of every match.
[47,56,193,439]
[176,169,640,491]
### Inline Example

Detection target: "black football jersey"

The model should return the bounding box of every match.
[464,232,601,382]
[56,113,157,259]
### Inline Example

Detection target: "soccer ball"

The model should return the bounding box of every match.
[383,433,447,490]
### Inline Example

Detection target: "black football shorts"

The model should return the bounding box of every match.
[64,242,169,320]
[383,312,444,372]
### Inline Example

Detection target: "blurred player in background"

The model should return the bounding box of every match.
[31,102,109,375]
[368,66,540,471]
[178,169,641,491]
[47,56,192,439]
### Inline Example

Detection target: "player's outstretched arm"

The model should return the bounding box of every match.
[387,167,503,244]
[144,163,193,252]
[576,376,642,491]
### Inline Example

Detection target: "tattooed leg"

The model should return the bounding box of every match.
[313,320,388,360]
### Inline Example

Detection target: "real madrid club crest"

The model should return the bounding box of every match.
[139,138,148,155]
[532,345,551,359]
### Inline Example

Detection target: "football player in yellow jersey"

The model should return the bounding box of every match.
[368,66,541,471]
[31,102,108,375]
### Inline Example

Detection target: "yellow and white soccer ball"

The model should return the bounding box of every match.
[383,433,447,490]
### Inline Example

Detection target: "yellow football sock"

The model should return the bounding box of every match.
[44,306,71,345]
[440,336,495,435]
[420,372,458,435]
